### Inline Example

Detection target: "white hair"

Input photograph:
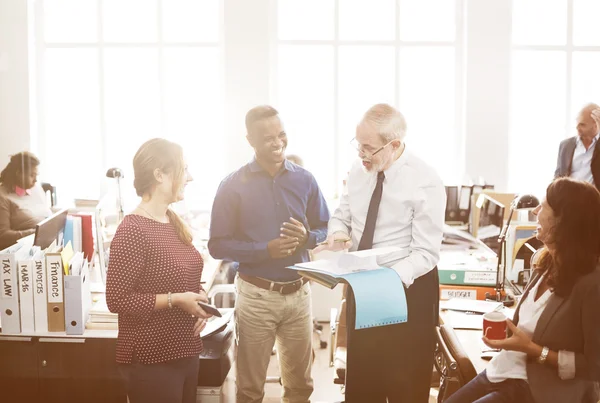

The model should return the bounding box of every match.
[359,103,407,142]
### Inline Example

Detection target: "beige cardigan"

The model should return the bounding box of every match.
[0,184,51,250]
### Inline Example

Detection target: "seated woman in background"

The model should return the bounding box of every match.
[0,151,51,250]
[446,177,600,403]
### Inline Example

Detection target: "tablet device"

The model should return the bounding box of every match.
[197,301,222,317]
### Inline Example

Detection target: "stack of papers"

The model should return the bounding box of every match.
[86,296,118,329]
[440,298,503,314]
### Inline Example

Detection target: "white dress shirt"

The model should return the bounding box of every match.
[328,148,446,287]
[570,134,599,185]
[487,273,576,382]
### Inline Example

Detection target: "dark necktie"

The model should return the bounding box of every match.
[357,171,385,251]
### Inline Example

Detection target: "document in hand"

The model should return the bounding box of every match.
[288,247,409,330]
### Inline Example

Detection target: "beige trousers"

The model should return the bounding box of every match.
[234,275,314,403]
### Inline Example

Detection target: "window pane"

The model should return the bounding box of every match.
[103,48,160,178]
[512,0,567,46]
[103,0,157,42]
[163,48,224,209]
[571,52,600,127]
[338,46,395,181]
[163,0,220,43]
[510,51,566,197]
[573,0,600,46]
[399,47,457,183]
[44,49,101,202]
[278,0,334,40]
[400,0,455,42]
[277,45,335,197]
[338,0,395,41]
[43,0,97,43]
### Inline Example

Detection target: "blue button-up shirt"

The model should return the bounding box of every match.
[208,159,330,282]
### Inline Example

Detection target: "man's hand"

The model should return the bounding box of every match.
[312,231,353,254]
[280,217,309,247]
[267,236,300,259]
[592,108,600,134]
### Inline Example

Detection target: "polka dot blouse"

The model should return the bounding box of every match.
[106,214,204,365]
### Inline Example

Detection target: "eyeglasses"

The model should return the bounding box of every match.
[349,138,394,160]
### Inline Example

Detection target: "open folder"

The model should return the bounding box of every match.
[288,247,409,330]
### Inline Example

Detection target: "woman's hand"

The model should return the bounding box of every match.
[483,319,536,354]
[172,292,212,319]
[193,317,208,337]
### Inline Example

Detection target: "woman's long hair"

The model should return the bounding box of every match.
[537,178,600,296]
[0,152,40,190]
[132,138,193,246]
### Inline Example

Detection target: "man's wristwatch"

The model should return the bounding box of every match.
[537,346,549,364]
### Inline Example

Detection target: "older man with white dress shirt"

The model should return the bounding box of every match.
[315,103,445,403]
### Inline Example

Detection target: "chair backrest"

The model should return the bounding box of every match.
[41,182,57,207]
[434,324,477,402]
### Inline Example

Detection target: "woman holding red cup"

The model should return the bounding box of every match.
[446,178,600,403]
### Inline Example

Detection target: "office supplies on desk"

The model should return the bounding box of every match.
[440,298,503,314]
[0,244,28,334]
[288,247,409,330]
[438,250,497,287]
[440,284,496,301]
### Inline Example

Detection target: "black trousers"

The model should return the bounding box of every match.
[345,268,439,403]
[119,356,199,403]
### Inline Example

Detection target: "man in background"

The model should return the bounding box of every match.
[315,103,445,402]
[555,103,600,190]
[209,105,329,403]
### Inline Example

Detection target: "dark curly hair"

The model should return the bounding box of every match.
[536,178,600,297]
[0,152,40,190]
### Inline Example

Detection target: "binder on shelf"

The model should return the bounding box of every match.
[438,267,496,287]
[32,249,49,333]
[445,186,460,223]
[72,213,95,262]
[17,254,35,333]
[46,244,65,332]
[0,244,29,334]
[64,253,91,335]
[439,284,496,300]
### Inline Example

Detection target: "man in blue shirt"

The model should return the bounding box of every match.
[209,105,329,403]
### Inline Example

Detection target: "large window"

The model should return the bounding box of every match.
[275,0,463,198]
[509,0,600,197]
[35,0,223,209]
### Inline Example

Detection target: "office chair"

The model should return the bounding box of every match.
[41,182,57,207]
[434,324,477,402]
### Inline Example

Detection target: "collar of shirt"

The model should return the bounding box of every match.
[576,133,600,148]
[379,145,411,182]
[14,186,31,197]
[248,157,297,175]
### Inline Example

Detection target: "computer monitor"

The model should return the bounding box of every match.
[475,194,505,256]
[34,208,68,250]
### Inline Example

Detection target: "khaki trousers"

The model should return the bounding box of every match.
[234,275,314,403]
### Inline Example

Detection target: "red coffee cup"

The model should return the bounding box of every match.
[483,312,507,340]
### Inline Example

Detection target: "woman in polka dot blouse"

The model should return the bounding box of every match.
[107,138,212,403]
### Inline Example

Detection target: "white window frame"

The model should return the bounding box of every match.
[32,0,223,199]
[511,0,600,137]
[271,0,466,197]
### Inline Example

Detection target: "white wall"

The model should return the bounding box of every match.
[0,0,516,191]
[0,0,32,170]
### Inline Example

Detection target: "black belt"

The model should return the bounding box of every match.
[239,274,308,295]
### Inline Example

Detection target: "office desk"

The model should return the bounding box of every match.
[0,256,225,403]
